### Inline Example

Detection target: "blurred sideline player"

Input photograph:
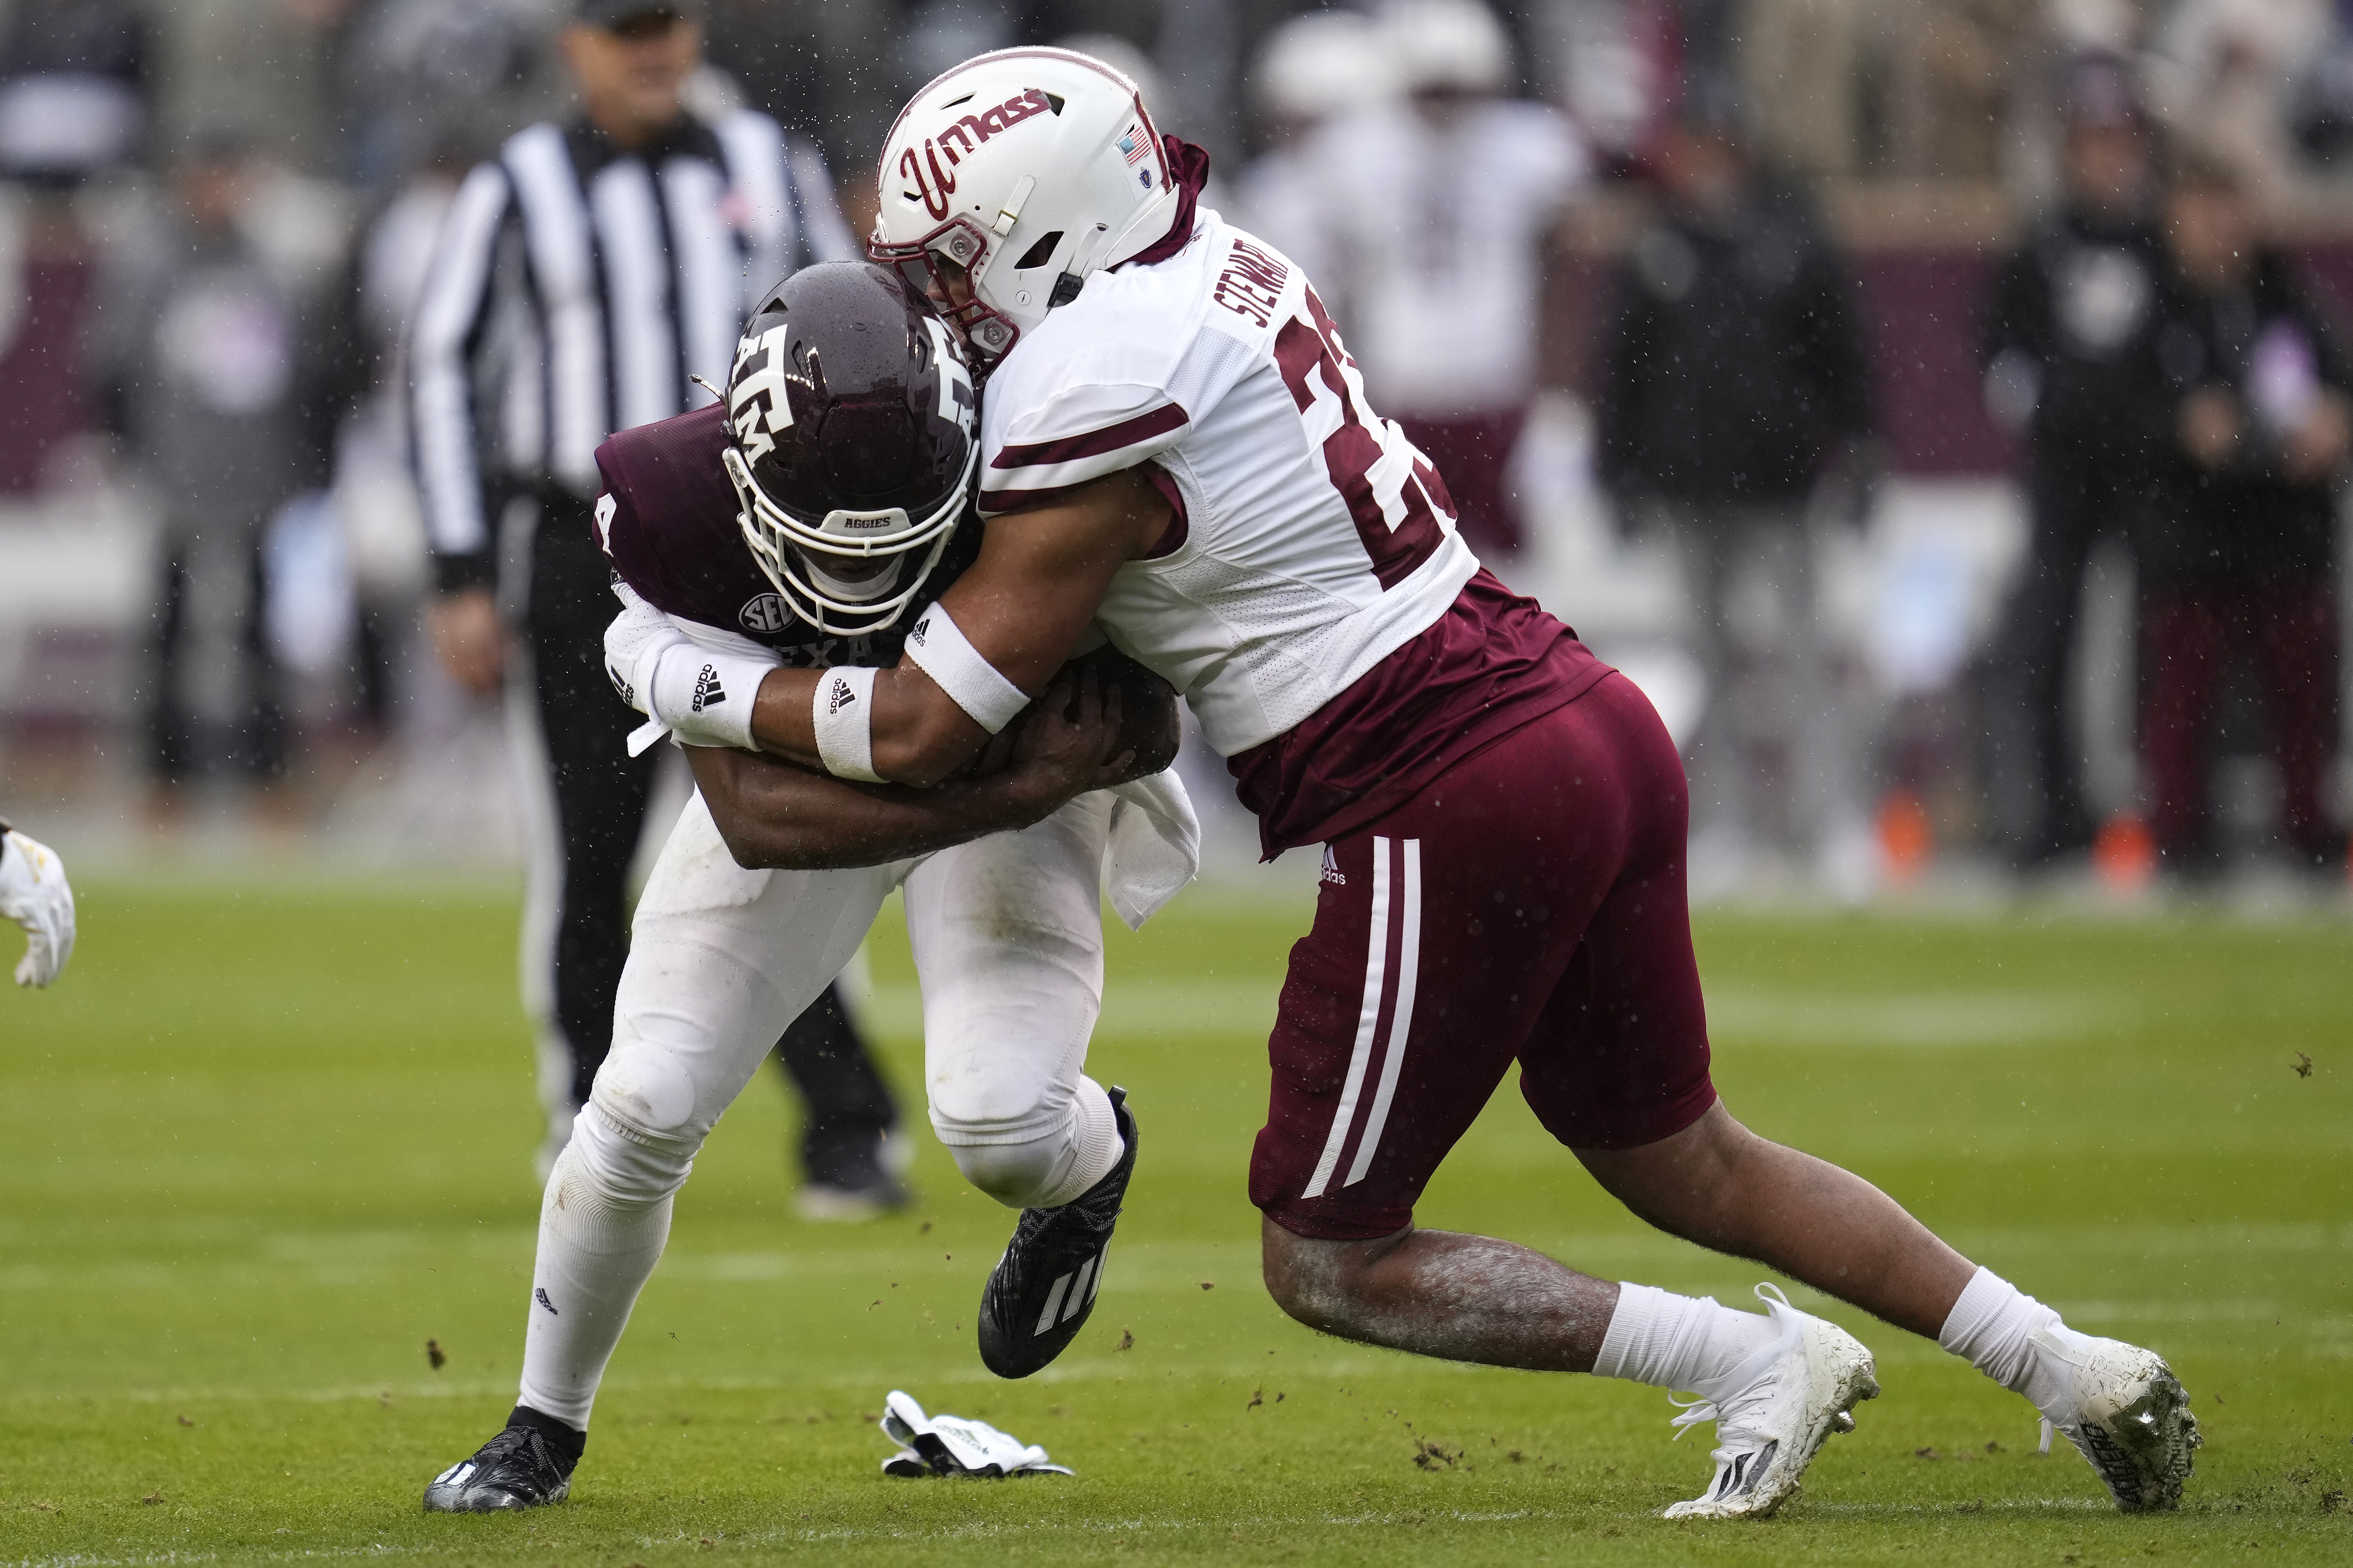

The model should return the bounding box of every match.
[408,0,905,1215]
[421,264,1197,1512]
[1235,12,1397,289]
[757,47,2191,1518]
[1248,0,1584,574]
[0,816,74,988]
[1980,54,2172,868]
[1593,85,1879,898]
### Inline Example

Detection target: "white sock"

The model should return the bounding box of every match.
[1593,1282,1779,1392]
[1938,1266,2088,1417]
[1033,1076,1123,1209]
[515,1108,679,1430]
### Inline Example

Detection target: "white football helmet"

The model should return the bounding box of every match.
[1253,11,1399,127]
[871,47,1181,362]
[1379,0,1511,96]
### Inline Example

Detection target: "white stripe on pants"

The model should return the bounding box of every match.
[1301,836,1423,1199]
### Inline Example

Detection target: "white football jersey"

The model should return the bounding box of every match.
[1268,99,1585,418]
[979,211,1480,757]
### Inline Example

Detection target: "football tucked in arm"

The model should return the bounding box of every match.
[964,647,1179,788]
[1078,646,1182,783]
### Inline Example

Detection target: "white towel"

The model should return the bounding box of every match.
[1102,770,1201,930]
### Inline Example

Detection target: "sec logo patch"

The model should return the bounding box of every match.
[739,593,790,634]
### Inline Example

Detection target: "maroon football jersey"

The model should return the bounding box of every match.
[1228,571,1614,857]
[593,402,982,669]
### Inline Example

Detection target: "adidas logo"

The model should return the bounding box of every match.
[910,614,931,645]
[1713,1439,1775,1498]
[690,664,726,712]
[534,1287,558,1316]
[1032,1246,1107,1336]
[1319,846,1346,886]
[606,666,634,707]
[828,677,858,714]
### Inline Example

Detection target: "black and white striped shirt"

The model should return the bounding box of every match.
[409,110,856,588]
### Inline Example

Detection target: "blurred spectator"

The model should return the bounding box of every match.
[0,0,149,496]
[1736,0,1874,178]
[2291,4,2353,166]
[0,0,148,187]
[1979,52,2173,867]
[1235,8,1397,253]
[1594,84,1877,892]
[1882,0,2038,181]
[95,130,334,818]
[336,0,565,194]
[1725,0,2038,182]
[152,0,356,178]
[408,0,904,1206]
[1533,0,1677,170]
[2145,0,2332,200]
[2139,151,2349,875]
[1268,0,1585,570]
[310,140,467,733]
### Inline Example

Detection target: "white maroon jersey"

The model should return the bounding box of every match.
[1269,99,1584,419]
[978,210,1481,757]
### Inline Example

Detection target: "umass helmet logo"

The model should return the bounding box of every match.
[739,593,790,634]
[899,88,1058,220]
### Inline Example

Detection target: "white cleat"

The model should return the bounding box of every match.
[1661,1284,1879,1520]
[2031,1328,2199,1512]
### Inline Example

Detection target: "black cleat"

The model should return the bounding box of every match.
[423,1417,578,1513]
[977,1087,1138,1378]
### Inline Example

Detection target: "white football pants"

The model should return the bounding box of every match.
[518,787,1122,1429]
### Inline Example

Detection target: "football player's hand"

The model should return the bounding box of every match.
[0,826,75,988]
[602,582,687,718]
[1006,663,1134,804]
[2284,388,2353,483]
[1094,649,1181,782]
[429,589,506,697]
[2179,387,2242,470]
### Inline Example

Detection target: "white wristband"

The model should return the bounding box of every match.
[903,602,1030,734]
[812,666,884,782]
[646,643,769,750]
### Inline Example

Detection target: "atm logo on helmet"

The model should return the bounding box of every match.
[900,88,1059,220]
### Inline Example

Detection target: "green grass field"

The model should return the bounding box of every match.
[3,876,2349,1565]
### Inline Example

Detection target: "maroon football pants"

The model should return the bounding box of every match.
[1251,672,1719,1241]
[2140,580,2340,858]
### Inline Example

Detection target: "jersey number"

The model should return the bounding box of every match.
[1273,288,1453,589]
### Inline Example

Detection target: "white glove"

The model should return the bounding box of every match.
[602,583,773,755]
[602,580,683,718]
[0,825,76,988]
[877,1390,1073,1478]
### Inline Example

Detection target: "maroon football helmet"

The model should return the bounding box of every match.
[721,261,978,634]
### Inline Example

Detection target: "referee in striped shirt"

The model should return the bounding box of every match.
[409,0,906,1216]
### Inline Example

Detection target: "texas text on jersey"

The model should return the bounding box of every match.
[592,400,983,669]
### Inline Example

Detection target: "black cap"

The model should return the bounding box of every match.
[574,0,702,29]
